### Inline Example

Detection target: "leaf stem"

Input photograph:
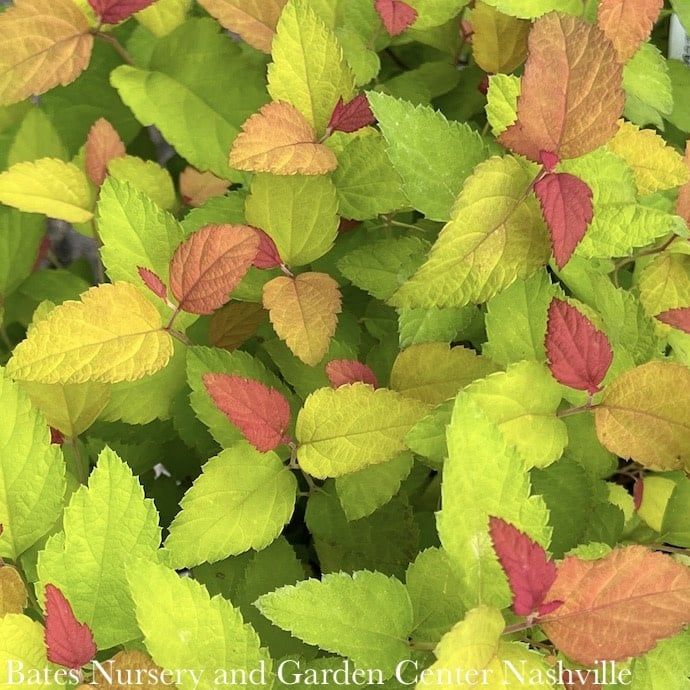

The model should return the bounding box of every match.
[502,619,538,635]
[556,400,598,418]
[93,31,135,66]
[168,328,192,346]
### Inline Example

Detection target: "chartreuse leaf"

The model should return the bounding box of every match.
[128,559,271,690]
[405,400,453,469]
[623,43,673,128]
[0,615,60,688]
[257,571,414,677]
[7,107,67,166]
[398,305,479,348]
[111,18,267,180]
[368,93,488,221]
[246,174,338,267]
[296,383,429,478]
[390,343,500,405]
[404,0,468,29]
[37,448,160,649]
[391,156,550,308]
[631,630,690,690]
[0,370,65,560]
[479,0,582,19]
[672,0,690,33]
[106,156,176,211]
[0,158,94,224]
[164,442,297,568]
[486,73,519,136]
[0,208,44,299]
[438,394,551,608]
[463,361,567,469]
[335,452,413,520]
[136,0,191,36]
[267,0,355,135]
[7,283,174,385]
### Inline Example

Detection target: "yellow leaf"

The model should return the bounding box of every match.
[19,381,111,437]
[607,120,690,196]
[196,0,287,52]
[0,0,94,106]
[107,155,177,210]
[0,158,95,224]
[7,282,174,385]
[179,166,230,207]
[471,2,530,75]
[390,343,500,404]
[262,272,341,366]
[0,567,28,617]
[595,361,690,471]
[135,0,191,36]
[230,101,337,175]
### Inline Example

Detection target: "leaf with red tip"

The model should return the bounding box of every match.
[88,0,157,23]
[203,373,291,452]
[137,267,167,301]
[253,229,282,269]
[50,428,65,445]
[656,307,690,334]
[534,172,593,268]
[85,118,125,186]
[489,517,562,617]
[545,298,613,395]
[169,224,260,315]
[325,360,378,388]
[327,96,376,134]
[44,584,97,670]
[374,0,417,36]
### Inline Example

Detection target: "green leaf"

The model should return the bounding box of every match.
[37,447,160,649]
[245,174,339,267]
[486,74,520,136]
[391,156,550,308]
[405,400,453,469]
[368,93,488,221]
[398,305,479,349]
[0,208,44,298]
[405,0,470,29]
[267,0,355,134]
[128,558,271,690]
[668,60,690,134]
[631,630,690,690]
[295,383,429,478]
[405,548,467,645]
[331,132,407,220]
[438,394,551,608]
[256,570,414,677]
[672,1,690,33]
[111,18,267,180]
[0,615,60,688]
[106,156,176,211]
[335,452,413,520]
[6,107,66,166]
[164,442,297,568]
[480,0,583,19]
[623,43,673,129]
[0,370,65,560]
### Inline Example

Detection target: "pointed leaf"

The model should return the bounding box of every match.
[196,0,288,53]
[500,14,624,161]
[328,95,376,133]
[325,360,378,388]
[375,0,418,36]
[262,273,342,366]
[489,517,561,617]
[85,118,126,187]
[44,585,96,670]
[0,0,94,106]
[169,224,260,315]
[534,172,593,268]
[203,373,291,452]
[545,298,613,395]
[89,0,157,23]
[253,229,282,269]
[597,0,664,62]
[137,267,167,302]
[657,307,690,334]
[8,282,174,385]
[179,167,230,208]
[542,546,690,665]
[230,101,337,175]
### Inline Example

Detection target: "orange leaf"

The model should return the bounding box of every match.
[542,546,690,665]
[209,301,267,351]
[229,101,338,175]
[196,0,287,53]
[597,0,663,63]
[0,0,94,106]
[499,13,624,162]
[85,118,126,187]
[677,143,690,227]
[262,272,341,366]
[179,167,230,207]
[169,224,260,315]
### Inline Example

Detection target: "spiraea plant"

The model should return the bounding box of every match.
[0,0,689,687]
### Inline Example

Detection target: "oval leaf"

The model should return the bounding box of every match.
[85,118,126,187]
[597,0,664,62]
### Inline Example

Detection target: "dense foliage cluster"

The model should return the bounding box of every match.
[0,0,689,687]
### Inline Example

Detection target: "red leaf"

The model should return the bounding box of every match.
[50,428,65,445]
[545,299,613,395]
[489,517,562,617]
[327,95,376,134]
[203,373,291,452]
[44,585,97,670]
[539,150,560,172]
[374,0,417,36]
[534,172,593,268]
[633,477,644,511]
[137,267,167,301]
[656,307,690,334]
[88,0,157,23]
[252,229,282,269]
[325,360,379,388]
